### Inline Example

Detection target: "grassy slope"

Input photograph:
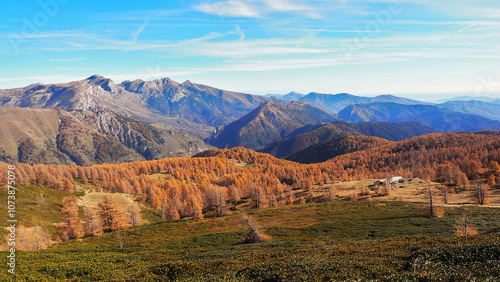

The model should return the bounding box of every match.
[0,185,75,238]
[1,200,499,281]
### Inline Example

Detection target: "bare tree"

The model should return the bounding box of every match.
[361,186,371,195]
[426,186,444,218]
[31,224,49,250]
[11,225,50,251]
[454,212,477,236]
[209,185,227,217]
[471,183,491,205]
[248,183,267,209]
[84,207,103,236]
[456,172,469,187]
[328,187,339,201]
[163,197,181,220]
[116,230,126,249]
[285,187,294,205]
[160,197,168,219]
[127,205,142,227]
[268,193,277,207]
[350,192,358,202]
[238,216,271,244]
[228,186,241,210]
[276,186,285,206]
[442,186,449,204]
[378,183,392,196]
[192,200,204,219]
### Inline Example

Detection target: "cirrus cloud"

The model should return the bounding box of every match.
[195,0,261,18]
[194,0,316,18]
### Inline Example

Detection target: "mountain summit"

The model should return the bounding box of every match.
[206,101,333,149]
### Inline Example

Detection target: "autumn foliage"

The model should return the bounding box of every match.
[98,195,130,232]
[1,132,499,220]
[59,196,84,241]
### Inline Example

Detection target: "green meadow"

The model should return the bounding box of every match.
[1,198,499,281]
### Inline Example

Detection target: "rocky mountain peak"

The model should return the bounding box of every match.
[85,74,118,93]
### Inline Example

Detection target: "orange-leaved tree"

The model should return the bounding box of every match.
[59,196,84,241]
[98,195,130,232]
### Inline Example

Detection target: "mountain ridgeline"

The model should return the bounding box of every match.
[0,75,277,138]
[2,75,500,166]
[258,120,435,158]
[284,136,392,164]
[267,92,428,112]
[338,102,500,132]
[206,101,334,149]
[436,100,500,121]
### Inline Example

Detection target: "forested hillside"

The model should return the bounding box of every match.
[2,132,499,222]
[285,136,392,164]
[259,120,434,158]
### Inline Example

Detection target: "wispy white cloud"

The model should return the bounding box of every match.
[178,36,334,58]
[425,23,494,46]
[6,31,91,39]
[194,0,318,18]
[195,0,261,18]
[260,0,310,12]
[5,23,500,62]
[131,24,147,44]
[91,55,407,83]
[283,28,391,33]
[393,20,500,26]
[183,27,245,44]
[65,41,85,48]
[49,58,83,62]
[454,24,476,34]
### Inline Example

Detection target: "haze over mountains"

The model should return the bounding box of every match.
[438,96,500,104]
[338,103,500,132]
[436,100,500,121]
[1,75,499,164]
[266,92,428,112]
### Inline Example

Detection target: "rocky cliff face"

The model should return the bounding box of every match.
[0,107,212,165]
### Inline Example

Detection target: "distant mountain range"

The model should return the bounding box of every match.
[265,92,305,101]
[2,75,500,165]
[338,102,500,132]
[436,100,500,121]
[438,96,500,104]
[267,92,427,112]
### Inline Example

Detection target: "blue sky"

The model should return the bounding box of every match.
[1,0,500,101]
